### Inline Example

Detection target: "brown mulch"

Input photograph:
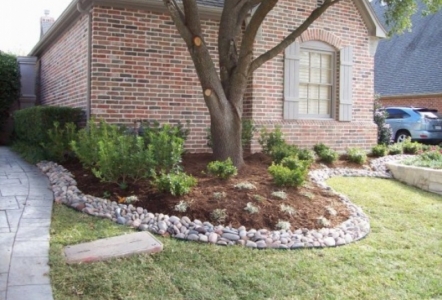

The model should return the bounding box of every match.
[60,153,370,231]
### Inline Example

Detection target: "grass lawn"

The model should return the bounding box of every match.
[49,178,442,300]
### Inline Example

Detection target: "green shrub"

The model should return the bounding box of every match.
[71,120,105,168]
[280,155,311,171]
[388,143,403,155]
[154,172,197,196]
[297,148,316,163]
[258,126,285,154]
[313,143,329,155]
[11,141,46,163]
[139,120,189,144]
[403,149,442,169]
[207,158,238,179]
[346,148,367,165]
[402,137,422,154]
[371,144,388,157]
[92,134,155,184]
[317,148,338,164]
[206,119,256,149]
[146,124,185,173]
[41,122,77,162]
[270,143,298,164]
[13,106,83,146]
[0,52,20,129]
[268,163,307,187]
[373,96,393,145]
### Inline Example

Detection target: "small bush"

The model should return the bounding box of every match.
[268,163,307,187]
[317,148,338,164]
[154,172,197,196]
[297,148,315,163]
[402,137,422,154]
[281,155,311,171]
[174,200,189,212]
[280,204,296,216]
[139,120,189,144]
[210,208,227,224]
[269,143,298,164]
[374,96,393,145]
[244,202,259,214]
[275,220,291,231]
[371,144,388,157]
[71,120,105,168]
[346,148,367,165]
[207,158,238,179]
[41,122,77,162]
[258,126,285,154]
[388,143,403,155]
[313,143,329,155]
[13,106,83,147]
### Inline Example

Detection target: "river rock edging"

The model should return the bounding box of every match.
[37,155,408,249]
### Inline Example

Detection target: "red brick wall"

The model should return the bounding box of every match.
[89,6,218,152]
[39,15,89,110]
[380,94,442,112]
[250,0,377,152]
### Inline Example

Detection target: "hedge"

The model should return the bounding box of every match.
[0,51,20,127]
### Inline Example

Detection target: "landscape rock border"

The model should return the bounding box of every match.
[37,155,409,250]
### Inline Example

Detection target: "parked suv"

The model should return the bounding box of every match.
[383,106,442,143]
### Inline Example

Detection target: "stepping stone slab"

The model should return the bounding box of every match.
[64,232,163,264]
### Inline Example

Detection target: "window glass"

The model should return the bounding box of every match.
[298,49,333,118]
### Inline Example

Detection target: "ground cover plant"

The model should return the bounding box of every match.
[49,177,442,299]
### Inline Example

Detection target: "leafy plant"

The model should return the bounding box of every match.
[154,172,197,196]
[402,137,422,154]
[281,155,311,171]
[41,122,77,162]
[271,191,287,200]
[269,143,298,164]
[268,163,307,187]
[210,208,227,224]
[373,96,393,145]
[244,202,259,214]
[313,143,329,155]
[275,220,291,231]
[317,216,331,227]
[174,200,189,212]
[371,144,388,157]
[403,149,442,169]
[346,148,367,165]
[71,119,106,169]
[297,148,316,163]
[0,51,20,129]
[280,204,296,216]
[388,143,403,155]
[317,148,338,164]
[258,126,285,154]
[207,158,238,179]
[139,120,190,143]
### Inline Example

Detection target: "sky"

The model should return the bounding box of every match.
[0,0,72,55]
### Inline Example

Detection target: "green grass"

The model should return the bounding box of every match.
[50,178,442,300]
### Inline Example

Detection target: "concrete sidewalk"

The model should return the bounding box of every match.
[0,147,54,300]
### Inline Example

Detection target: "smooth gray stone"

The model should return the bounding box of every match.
[117,217,127,225]
[0,272,7,292]
[291,242,305,249]
[21,206,52,219]
[208,232,218,243]
[26,199,53,207]
[0,196,19,209]
[0,233,14,273]
[324,237,336,246]
[222,233,240,241]
[187,234,199,241]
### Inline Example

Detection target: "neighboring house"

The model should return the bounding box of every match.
[372,1,442,112]
[29,0,385,152]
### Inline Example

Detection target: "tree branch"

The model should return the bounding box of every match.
[249,0,341,73]
[162,0,193,45]
[183,0,202,36]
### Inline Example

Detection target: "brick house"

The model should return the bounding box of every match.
[29,0,385,153]
[372,1,442,112]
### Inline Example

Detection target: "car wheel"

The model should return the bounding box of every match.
[395,131,410,143]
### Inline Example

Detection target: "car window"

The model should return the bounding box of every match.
[418,112,442,119]
[386,109,410,119]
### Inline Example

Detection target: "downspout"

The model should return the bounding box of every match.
[77,0,92,122]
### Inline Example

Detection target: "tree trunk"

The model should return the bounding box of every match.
[210,101,244,168]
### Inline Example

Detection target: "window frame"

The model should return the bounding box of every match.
[297,41,336,120]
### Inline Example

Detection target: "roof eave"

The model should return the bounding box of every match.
[29,0,222,57]
[354,0,387,38]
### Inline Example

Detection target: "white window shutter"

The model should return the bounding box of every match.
[339,46,353,121]
[284,42,300,119]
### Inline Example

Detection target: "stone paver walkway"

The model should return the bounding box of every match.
[0,147,53,300]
